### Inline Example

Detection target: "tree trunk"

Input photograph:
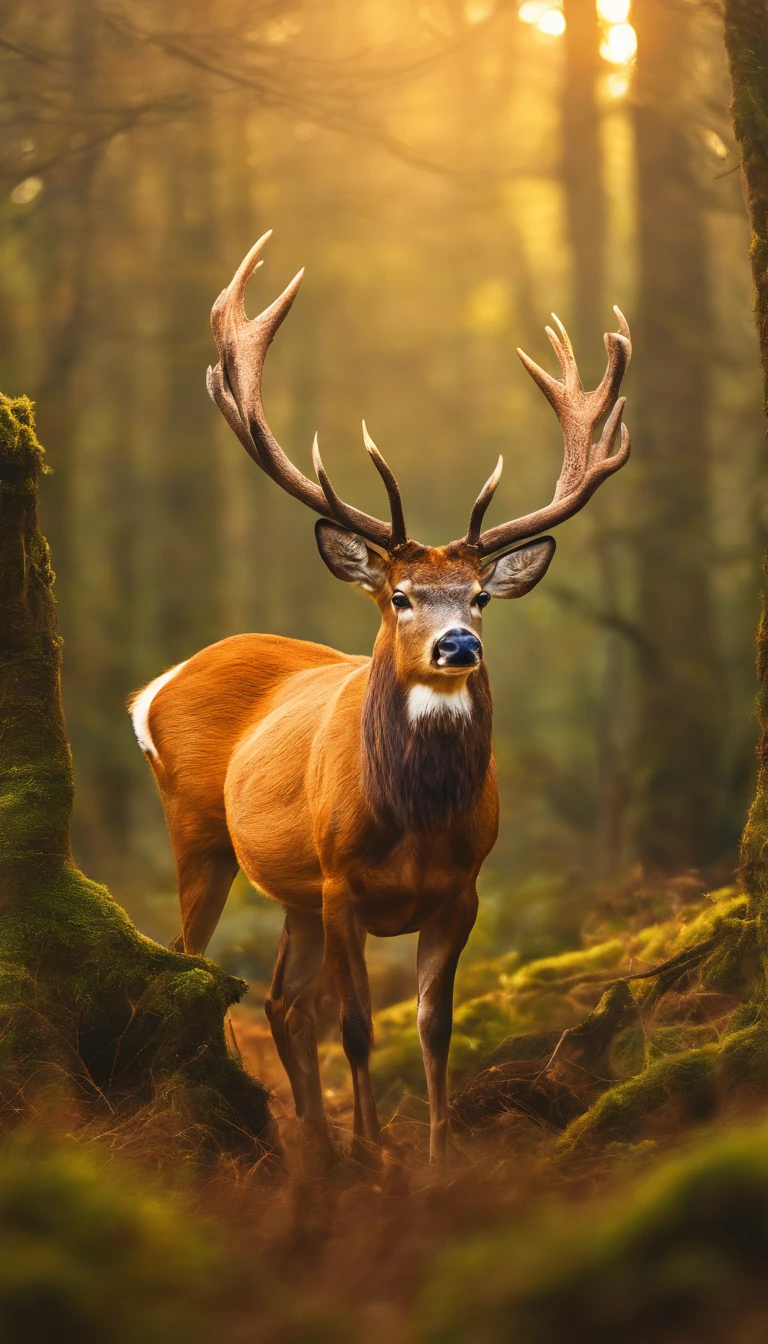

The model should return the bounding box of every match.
[561,0,628,875]
[562,0,605,364]
[550,0,768,1151]
[152,111,224,667]
[630,0,727,872]
[726,0,768,951]
[0,393,275,1157]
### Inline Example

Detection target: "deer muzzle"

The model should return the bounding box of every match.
[433,628,483,670]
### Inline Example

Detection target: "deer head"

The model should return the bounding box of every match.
[207,233,631,716]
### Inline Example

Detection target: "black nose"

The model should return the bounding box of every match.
[433,628,483,668]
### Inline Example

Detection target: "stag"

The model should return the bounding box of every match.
[130,233,631,1164]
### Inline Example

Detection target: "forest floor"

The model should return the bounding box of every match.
[6,868,768,1343]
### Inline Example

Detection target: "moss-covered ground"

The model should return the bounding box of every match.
[301,874,758,1157]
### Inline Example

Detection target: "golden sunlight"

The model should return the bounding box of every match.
[519,1,549,22]
[536,9,566,37]
[596,0,630,23]
[604,70,630,99]
[465,0,495,22]
[518,0,563,29]
[600,21,637,64]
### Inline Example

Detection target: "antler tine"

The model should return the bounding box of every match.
[456,310,632,557]
[208,237,398,550]
[590,396,626,466]
[614,305,631,341]
[515,346,564,414]
[547,315,584,393]
[362,422,407,549]
[590,328,632,428]
[465,456,503,546]
[311,432,350,524]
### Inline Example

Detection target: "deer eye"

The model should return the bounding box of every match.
[474,591,491,610]
[392,591,411,610]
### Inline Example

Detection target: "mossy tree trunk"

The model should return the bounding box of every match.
[630,0,727,873]
[727,0,768,974]
[0,400,74,896]
[0,394,275,1158]
[724,0,768,419]
[561,0,628,875]
[454,5,768,1150]
[564,1,768,1147]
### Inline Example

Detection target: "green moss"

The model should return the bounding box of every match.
[0,393,274,1159]
[454,950,520,1001]
[510,939,626,987]
[417,1121,768,1343]
[610,1021,647,1079]
[0,395,46,480]
[0,1135,223,1344]
[0,865,274,1155]
[560,1045,719,1152]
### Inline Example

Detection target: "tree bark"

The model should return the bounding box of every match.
[726,0,768,949]
[630,0,727,872]
[724,0,768,414]
[549,0,768,1151]
[562,0,605,366]
[0,393,275,1157]
[152,108,224,667]
[561,0,628,875]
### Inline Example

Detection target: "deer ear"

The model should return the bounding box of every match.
[315,520,389,594]
[480,536,556,599]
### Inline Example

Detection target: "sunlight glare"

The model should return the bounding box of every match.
[11,176,43,206]
[597,0,630,23]
[702,128,728,160]
[465,0,495,22]
[519,0,554,24]
[600,21,637,64]
[605,71,630,99]
[537,9,566,36]
[263,15,303,44]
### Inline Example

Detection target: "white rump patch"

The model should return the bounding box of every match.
[130,662,187,759]
[407,684,472,725]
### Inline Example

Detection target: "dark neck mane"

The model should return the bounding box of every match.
[361,655,493,834]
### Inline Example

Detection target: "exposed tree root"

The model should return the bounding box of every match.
[451,908,761,1150]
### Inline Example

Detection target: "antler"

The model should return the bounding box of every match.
[461,309,632,557]
[207,233,407,550]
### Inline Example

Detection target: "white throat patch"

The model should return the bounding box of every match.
[407,683,472,725]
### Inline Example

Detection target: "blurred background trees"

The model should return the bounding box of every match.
[0,0,763,960]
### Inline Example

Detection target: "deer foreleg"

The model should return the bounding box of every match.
[416,889,478,1166]
[322,887,380,1155]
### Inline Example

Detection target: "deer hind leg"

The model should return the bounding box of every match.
[173,844,239,956]
[264,908,328,1144]
[416,889,478,1167]
[322,888,380,1155]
